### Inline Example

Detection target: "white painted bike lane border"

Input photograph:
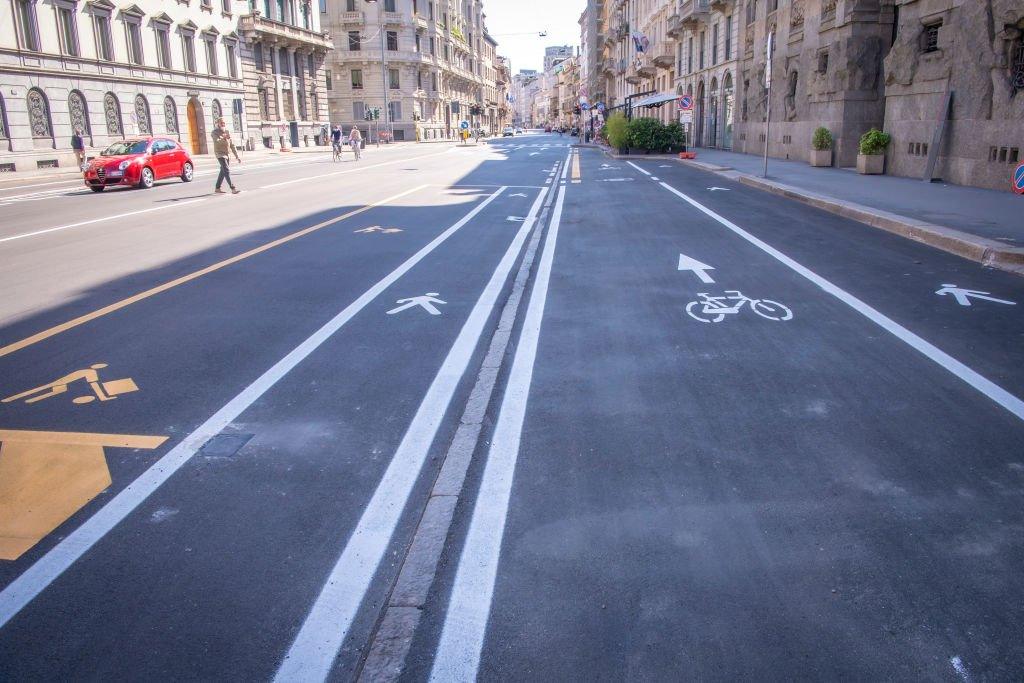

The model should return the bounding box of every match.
[0,184,508,630]
[273,184,551,682]
[430,172,569,681]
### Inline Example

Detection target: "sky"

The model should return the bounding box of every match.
[482,0,587,73]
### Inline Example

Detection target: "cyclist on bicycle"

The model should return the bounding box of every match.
[349,126,363,160]
[330,125,343,160]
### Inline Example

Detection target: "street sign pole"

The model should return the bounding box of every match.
[763,31,774,178]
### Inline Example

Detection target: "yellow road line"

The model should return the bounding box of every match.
[571,151,581,183]
[0,430,167,448]
[0,184,431,358]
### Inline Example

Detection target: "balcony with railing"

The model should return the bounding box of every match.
[710,0,735,12]
[652,41,675,67]
[680,0,711,29]
[238,13,333,51]
[667,13,683,38]
[340,11,364,25]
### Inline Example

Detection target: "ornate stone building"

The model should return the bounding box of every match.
[237,0,332,149]
[881,0,1024,190]
[1,0,246,170]
[321,0,506,141]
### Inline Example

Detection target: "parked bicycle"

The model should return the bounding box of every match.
[685,291,793,323]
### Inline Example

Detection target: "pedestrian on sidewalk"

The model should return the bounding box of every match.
[212,117,241,194]
[71,128,86,171]
[349,126,362,161]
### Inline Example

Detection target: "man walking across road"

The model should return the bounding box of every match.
[71,128,86,171]
[212,117,241,194]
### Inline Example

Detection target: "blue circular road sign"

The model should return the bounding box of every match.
[678,95,694,110]
[459,120,470,130]
[1014,162,1024,195]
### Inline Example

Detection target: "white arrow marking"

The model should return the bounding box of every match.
[599,178,634,182]
[708,187,731,191]
[506,216,526,222]
[659,165,672,168]
[509,192,528,197]
[935,284,1017,307]
[678,253,716,283]
[529,152,540,156]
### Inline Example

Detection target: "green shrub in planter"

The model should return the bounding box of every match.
[665,122,685,150]
[812,127,833,151]
[858,128,891,156]
[626,117,663,152]
[605,112,629,150]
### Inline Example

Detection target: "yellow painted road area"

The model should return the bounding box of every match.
[0,430,167,560]
[0,185,430,359]
[571,151,582,184]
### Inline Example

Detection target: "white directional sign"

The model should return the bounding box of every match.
[387,293,447,316]
[935,284,1017,307]
[677,253,716,284]
[707,187,731,192]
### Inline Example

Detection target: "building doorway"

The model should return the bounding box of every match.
[708,77,719,148]
[289,121,299,147]
[695,80,705,148]
[186,97,206,155]
[723,73,734,150]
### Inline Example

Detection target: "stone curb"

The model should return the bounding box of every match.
[678,159,1024,276]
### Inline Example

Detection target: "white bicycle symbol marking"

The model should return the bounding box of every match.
[686,291,793,323]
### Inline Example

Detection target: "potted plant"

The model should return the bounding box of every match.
[626,117,661,154]
[605,112,629,154]
[810,127,832,167]
[857,128,891,174]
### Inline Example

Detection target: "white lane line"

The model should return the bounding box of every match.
[657,181,1024,422]
[430,182,567,682]
[0,186,506,631]
[626,160,652,176]
[0,198,208,244]
[260,149,452,189]
[274,186,548,681]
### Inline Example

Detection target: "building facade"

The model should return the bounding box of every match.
[237,0,332,150]
[587,0,1023,191]
[321,0,506,142]
[1,0,246,170]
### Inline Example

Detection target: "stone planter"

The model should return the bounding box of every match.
[809,149,832,167]
[857,153,885,174]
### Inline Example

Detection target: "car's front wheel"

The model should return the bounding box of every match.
[181,161,194,183]
[137,167,155,189]
[90,185,105,193]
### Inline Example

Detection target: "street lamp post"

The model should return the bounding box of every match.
[364,0,391,145]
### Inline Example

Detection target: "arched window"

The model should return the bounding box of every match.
[104,92,123,136]
[212,98,223,125]
[164,96,178,135]
[27,87,53,139]
[1012,31,1024,95]
[68,90,91,140]
[135,94,151,134]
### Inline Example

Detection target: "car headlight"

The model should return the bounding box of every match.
[118,160,131,171]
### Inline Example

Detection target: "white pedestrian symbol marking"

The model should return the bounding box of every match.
[507,216,526,222]
[686,291,792,323]
[935,284,1016,307]
[707,187,731,192]
[677,253,716,284]
[387,293,447,316]
[354,226,403,234]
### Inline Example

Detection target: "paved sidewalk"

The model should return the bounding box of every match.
[674,147,1024,274]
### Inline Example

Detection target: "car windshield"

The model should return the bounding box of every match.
[102,140,149,156]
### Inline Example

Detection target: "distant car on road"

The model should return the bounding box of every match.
[515,128,523,134]
[502,126,515,137]
[83,137,194,192]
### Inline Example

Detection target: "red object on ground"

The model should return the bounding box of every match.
[82,137,194,192]
[679,152,697,160]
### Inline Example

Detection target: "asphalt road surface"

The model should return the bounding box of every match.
[1,134,1022,681]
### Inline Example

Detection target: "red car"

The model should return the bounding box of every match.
[84,137,194,192]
